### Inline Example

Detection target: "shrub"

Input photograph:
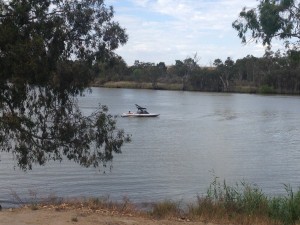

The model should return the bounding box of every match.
[259,85,275,94]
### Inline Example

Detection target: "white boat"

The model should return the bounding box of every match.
[121,104,159,117]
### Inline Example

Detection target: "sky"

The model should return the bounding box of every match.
[106,0,283,66]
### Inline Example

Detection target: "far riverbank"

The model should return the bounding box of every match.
[94,80,184,91]
[93,80,282,94]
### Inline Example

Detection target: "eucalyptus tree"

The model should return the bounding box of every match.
[0,0,129,170]
[170,55,200,90]
[213,57,236,92]
[130,61,164,88]
[232,0,300,93]
[95,55,129,82]
[260,49,300,92]
[189,68,220,92]
[286,50,300,92]
[155,62,167,83]
[233,0,300,48]
[235,55,260,83]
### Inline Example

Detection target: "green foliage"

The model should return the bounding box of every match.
[189,68,220,92]
[233,0,300,47]
[129,61,167,88]
[259,85,275,94]
[213,57,237,91]
[288,50,300,67]
[269,185,300,225]
[198,178,300,225]
[206,177,269,216]
[94,55,129,82]
[259,1,282,41]
[233,1,300,94]
[0,0,129,170]
[99,51,300,94]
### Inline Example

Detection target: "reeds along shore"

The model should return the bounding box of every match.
[150,180,300,225]
[9,179,300,225]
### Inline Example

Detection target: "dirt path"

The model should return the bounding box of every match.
[0,207,218,225]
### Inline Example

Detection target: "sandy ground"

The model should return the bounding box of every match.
[0,207,218,225]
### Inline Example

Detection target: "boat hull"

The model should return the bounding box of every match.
[121,113,159,117]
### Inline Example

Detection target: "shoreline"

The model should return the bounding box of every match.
[0,202,210,225]
[0,187,291,225]
[93,80,300,96]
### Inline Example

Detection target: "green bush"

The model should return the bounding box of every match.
[259,85,275,94]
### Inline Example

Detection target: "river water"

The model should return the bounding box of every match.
[1,88,300,207]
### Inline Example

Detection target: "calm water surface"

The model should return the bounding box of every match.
[1,88,300,207]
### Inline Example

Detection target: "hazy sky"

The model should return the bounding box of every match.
[106,0,282,66]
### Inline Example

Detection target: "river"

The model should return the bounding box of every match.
[1,88,300,207]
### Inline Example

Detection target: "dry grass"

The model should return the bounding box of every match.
[9,181,300,225]
[38,196,140,217]
[150,200,182,219]
[102,81,151,89]
[100,81,183,91]
[148,180,300,225]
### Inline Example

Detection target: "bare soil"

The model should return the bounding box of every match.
[0,206,218,225]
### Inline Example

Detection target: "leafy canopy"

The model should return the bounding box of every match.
[232,0,300,47]
[0,0,129,170]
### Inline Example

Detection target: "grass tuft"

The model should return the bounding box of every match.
[71,216,78,222]
[150,200,181,219]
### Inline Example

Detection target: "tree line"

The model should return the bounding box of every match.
[95,49,300,94]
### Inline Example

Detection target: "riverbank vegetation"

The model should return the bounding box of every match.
[132,179,300,225]
[10,179,300,225]
[93,49,300,95]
